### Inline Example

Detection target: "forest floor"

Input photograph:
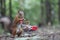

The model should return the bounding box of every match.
[0,25,60,40]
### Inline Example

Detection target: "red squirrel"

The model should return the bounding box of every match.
[11,10,24,37]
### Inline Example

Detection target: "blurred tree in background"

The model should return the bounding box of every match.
[0,0,60,25]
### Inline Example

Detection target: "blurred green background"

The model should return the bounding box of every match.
[6,0,40,25]
[0,0,60,25]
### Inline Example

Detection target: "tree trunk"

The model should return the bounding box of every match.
[41,0,44,22]
[45,0,52,25]
[9,0,12,21]
[0,0,1,16]
[1,0,6,16]
[58,0,60,24]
